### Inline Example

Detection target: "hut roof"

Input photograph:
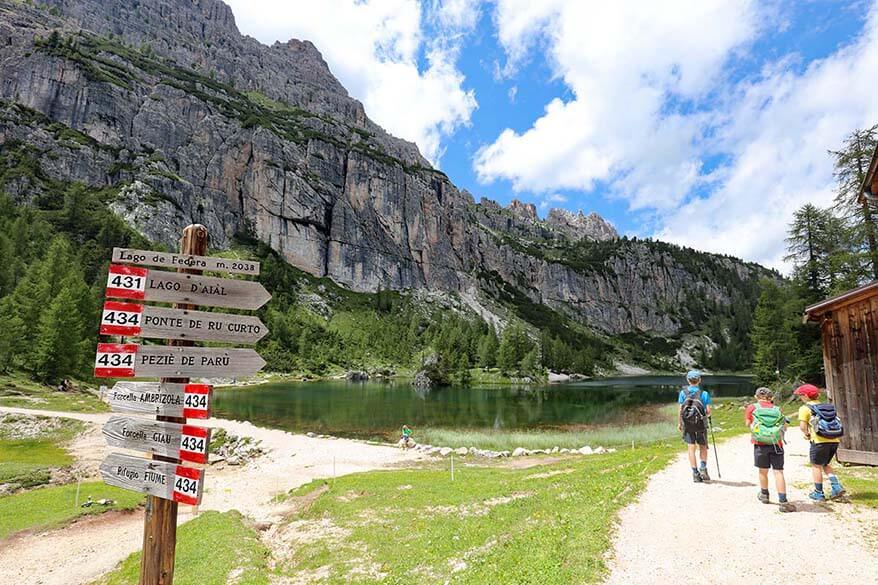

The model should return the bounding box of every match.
[804,280,878,321]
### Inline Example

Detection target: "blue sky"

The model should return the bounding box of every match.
[225,1,878,270]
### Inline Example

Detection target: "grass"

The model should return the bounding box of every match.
[94,511,271,585]
[0,481,143,539]
[272,444,674,584]
[418,422,676,451]
[838,466,878,509]
[0,373,109,413]
[0,415,83,490]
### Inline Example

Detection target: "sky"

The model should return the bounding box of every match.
[223,0,878,271]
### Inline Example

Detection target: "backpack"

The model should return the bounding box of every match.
[680,392,706,433]
[750,404,784,444]
[809,403,844,439]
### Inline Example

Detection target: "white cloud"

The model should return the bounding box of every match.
[224,0,477,164]
[477,0,878,270]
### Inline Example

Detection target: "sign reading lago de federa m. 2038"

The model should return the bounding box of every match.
[105,264,271,310]
[100,452,204,505]
[102,416,211,464]
[107,381,212,419]
[94,344,266,378]
[100,301,268,344]
[112,247,260,276]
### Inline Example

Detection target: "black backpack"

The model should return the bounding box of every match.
[680,392,706,433]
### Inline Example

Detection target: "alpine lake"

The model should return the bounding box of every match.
[213,375,754,442]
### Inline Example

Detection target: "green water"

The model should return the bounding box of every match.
[213,375,754,438]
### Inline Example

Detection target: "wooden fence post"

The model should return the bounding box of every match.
[139,224,208,585]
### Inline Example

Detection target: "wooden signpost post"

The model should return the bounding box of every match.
[105,263,272,309]
[100,302,268,343]
[94,224,270,585]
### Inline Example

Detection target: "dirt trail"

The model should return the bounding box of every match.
[605,430,878,584]
[0,406,423,585]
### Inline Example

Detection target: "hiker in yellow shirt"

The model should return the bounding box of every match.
[794,384,845,501]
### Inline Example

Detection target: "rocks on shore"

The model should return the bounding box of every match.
[409,442,616,459]
[210,429,264,466]
[345,370,370,382]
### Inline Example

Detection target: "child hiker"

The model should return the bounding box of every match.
[745,387,794,512]
[794,384,845,501]
[400,424,414,449]
[678,370,711,482]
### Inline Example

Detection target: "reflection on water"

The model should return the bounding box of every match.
[213,375,754,439]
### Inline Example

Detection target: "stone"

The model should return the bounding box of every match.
[559,448,571,454]
[578,446,594,455]
[548,372,571,383]
[454,447,468,456]
[550,447,560,454]
[439,447,453,456]
[345,370,369,382]
[594,446,606,454]
[512,447,528,457]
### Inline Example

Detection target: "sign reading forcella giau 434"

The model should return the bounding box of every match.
[102,416,211,464]
[112,247,260,276]
[93,343,266,378]
[100,301,268,344]
[105,264,271,310]
[100,452,204,505]
[106,381,212,419]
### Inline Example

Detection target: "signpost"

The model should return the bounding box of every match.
[93,343,266,378]
[93,224,270,585]
[105,264,271,310]
[100,453,205,505]
[102,416,211,463]
[106,382,212,419]
[112,247,260,275]
[100,302,268,344]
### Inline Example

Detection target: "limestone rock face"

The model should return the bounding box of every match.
[0,0,771,337]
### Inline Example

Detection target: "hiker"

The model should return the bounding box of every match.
[678,369,711,482]
[794,384,845,501]
[400,424,414,449]
[745,387,794,512]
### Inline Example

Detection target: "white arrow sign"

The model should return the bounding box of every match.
[100,302,268,344]
[100,452,204,505]
[94,344,266,378]
[102,416,211,464]
[113,247,260,275]
[106,382,212,419]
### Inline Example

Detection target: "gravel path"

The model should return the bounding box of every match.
[605,430,878,584]
[0,406,423,585]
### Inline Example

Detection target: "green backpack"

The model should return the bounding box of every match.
[750,405,784,444]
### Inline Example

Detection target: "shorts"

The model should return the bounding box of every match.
[753,444,784,470]
[809,442,839,466]
[682,431,707,445]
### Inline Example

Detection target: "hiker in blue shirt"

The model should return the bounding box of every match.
[678,370,712,482]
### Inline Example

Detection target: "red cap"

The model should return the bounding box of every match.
[793,384,820,399]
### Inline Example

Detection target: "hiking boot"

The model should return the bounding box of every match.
[808,490,826,502]
[830,486,846,499]
[778,501,796,513]
[757,491,770,504]
[692,471,704,483]
[699,468,710,482]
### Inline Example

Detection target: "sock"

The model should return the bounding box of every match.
[814,482,824,493]
[699,461,707,470]
[778,493,788,503]
[761,488,769,495]
[829,474,840,485]
[692,467,699,473]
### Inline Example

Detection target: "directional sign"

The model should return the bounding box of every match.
[113,247,260,275]
[94,344,266,378]
[100,301,268,344]
[105,264,271,310]
[100,452,205,505]
[102,416,211,464]
[106,382,212,419]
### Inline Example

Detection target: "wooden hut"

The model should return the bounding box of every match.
[804,282,878,465]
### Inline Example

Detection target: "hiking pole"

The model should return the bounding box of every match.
[708,416,721,478]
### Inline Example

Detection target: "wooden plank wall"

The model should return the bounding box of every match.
[821,296,878,457]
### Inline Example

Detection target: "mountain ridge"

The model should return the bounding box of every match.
[0,0,774,367]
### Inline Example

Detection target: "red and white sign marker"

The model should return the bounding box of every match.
[100,452,204,505]
[105,264,148,299]
[100,301,143,336]
[102,416,211,464]
[106,382,212,419]
[94,343,137,377]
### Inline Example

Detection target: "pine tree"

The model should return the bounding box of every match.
[498,323,531,374]
[0,298,26,371]
[33,279,86,382]
[750,280,797,384]
[519,347,541,376]
[477,330,499,368]
[784,204,836,301]
[829,125,878,280]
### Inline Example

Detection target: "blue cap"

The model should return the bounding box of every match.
[686,369,702,382]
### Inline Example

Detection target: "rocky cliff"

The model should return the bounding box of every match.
[0,0,773,339]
